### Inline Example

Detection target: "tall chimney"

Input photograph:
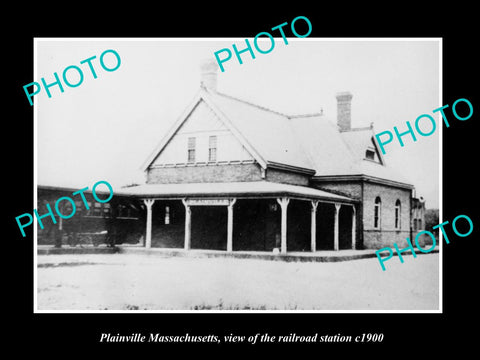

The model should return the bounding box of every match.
[200,58,218,91]
[336,91,353,132]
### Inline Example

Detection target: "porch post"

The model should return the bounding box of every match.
[143,199,155,249]
[227,198,237,252]
[182,199,191,250]
[334,203,341,251]
[311,200,319,252]
[351,205,356,250]
[276,197,290,254]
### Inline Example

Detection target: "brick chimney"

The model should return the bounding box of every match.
[336,91,353,132]
[200,59,218,91]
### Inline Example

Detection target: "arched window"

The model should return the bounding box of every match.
[374,197,381,229]
[395,199,401,229]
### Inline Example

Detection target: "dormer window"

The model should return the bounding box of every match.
[365,149,375,160]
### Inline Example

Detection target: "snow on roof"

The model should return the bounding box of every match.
[116,181,355,203]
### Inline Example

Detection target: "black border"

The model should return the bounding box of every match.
[7,5,479,354]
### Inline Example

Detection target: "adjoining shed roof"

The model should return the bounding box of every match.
[116,181,356,203]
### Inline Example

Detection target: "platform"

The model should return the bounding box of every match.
[37,244,439,263]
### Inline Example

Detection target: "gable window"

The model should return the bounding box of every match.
[366,149,375,160]
[187,137,196,163]
[395,199,401,229]
[374,197,381,229]
[209,135,217,162]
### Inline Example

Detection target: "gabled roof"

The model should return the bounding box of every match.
[288,115,359,176]
[287,115,412,187]
[338,126,412,187]
[142,88,317,173]
[141,90,204,171]
[340,126,390,167]
[141,89,269,172]
[206,90,316,172]
[142,87,413,188]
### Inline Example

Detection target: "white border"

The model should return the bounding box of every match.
[33,37,443,314]
[438,38,443,314]
[33,40,39,312]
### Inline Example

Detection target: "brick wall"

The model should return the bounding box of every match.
[148,163,311,186]
[363,182,412,248]
[312,180,362,199]
[147,163,263,184]
[312,179,416,249]
[266,168,310,186]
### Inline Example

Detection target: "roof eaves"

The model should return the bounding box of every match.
[312,174,414,189]
[140,90,204,172]
[115,181,357,203]
[370,123,387,166]
[201,90,268,169]
[267,161,316,175]
[37,184,115,195]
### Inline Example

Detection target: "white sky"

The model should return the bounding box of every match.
[36,38,440,208]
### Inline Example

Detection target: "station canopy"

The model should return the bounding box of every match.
[116,181,355,203]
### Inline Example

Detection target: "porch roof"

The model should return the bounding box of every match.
[116,181,356,204]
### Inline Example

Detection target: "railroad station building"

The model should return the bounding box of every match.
[114,60,424,253]
[37,61,426,253]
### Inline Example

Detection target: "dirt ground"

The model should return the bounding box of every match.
[36,252,439,311]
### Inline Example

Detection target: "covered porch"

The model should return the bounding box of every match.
[117,181,358,254]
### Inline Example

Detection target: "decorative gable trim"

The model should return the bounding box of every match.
[201,90,268,170]
[141,91,203,172]
[370,125,386,166]
[141,89,268,172]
